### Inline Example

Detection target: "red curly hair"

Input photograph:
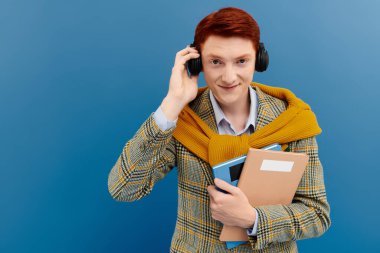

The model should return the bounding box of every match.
[194,7,260,53]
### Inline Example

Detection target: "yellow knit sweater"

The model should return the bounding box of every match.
[172,82,322,167]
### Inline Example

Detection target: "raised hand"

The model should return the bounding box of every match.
[160,45,201,121]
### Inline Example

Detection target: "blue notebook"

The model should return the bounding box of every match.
[211,143,282,249]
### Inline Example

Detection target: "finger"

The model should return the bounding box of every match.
[207,185,216,196]
[207,186,221,201]
[214,178,238,195]
[172,53,198,72]
[175,52,200,66]
[209,185,228,203]
[177,46,198,56]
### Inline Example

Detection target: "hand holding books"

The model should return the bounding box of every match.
[210,143,309,248]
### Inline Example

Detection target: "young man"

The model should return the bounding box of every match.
[108,7,331,252]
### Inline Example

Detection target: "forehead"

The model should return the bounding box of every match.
[201,35,256,58]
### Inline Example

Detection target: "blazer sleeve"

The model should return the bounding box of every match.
[107,113,177,202]
[248,136,331,250]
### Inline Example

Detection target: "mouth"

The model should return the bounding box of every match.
[218,84,239,91]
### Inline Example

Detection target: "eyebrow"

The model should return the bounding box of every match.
[205,53,252,59]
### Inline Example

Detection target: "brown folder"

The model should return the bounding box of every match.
[219,148,309,241]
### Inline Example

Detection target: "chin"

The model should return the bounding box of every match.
[215,93,241,106]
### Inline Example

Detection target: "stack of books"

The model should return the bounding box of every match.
[212,143,308,249]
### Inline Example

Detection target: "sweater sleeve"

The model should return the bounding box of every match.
[107,113,177,202]
[247,136,331,250]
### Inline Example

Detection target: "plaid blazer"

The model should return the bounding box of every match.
[108,85,331,252]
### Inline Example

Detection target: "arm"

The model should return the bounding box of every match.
[108,45,201,202]
[107,112,177,202]
[248,136,331,250]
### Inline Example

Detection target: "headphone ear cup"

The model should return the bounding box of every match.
[255,42,269,72]
[186,42,203,76]
[186,57,202,76]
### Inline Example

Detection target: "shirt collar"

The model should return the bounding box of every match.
[209,85,258,132]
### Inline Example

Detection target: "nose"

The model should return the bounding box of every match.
[221,64,237,85]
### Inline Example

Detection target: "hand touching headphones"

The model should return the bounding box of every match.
[186,41,269,76]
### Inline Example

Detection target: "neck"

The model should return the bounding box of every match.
[219,89,250,121]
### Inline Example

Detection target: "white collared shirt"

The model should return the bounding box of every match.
[209,86,258,135]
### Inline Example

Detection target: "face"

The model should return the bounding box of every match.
[201,35,256,109]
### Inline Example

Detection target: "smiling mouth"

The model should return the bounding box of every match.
[218,84,238,90]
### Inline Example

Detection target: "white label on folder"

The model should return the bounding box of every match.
[260,160,294,172]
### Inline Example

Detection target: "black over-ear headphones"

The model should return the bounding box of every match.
[186,41,269,76]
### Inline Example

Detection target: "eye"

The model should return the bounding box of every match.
[210,59,221,65]
[238,59,248,64]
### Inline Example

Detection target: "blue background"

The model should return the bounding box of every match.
[1,1,379,252]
